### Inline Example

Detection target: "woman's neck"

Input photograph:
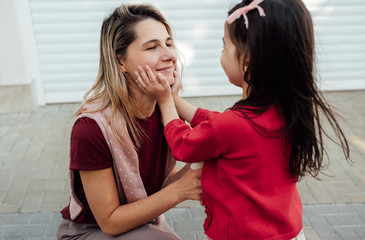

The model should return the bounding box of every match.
[136,97,157,119]
[130,84,157,119]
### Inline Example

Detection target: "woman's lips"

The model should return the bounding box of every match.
[156,66,173,72]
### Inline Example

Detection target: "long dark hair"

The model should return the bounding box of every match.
[227,0,350,180]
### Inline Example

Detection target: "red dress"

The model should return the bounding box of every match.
[164,107,303,240]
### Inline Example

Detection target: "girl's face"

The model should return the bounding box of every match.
[220,24,246,89]
[120,18,177,85]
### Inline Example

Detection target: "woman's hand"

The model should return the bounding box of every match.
[134,65,171,103]
[172,167,202,202]
[80,166,201,236]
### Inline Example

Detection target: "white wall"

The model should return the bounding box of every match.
[0,0,28,85]
[0,0,44,105]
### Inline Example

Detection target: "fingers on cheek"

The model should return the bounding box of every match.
[157,73,164,82]
[138,66,149,81]
[134,71,142,84]
[146,65,154,77]
[135,71,148,89]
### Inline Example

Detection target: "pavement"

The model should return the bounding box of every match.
[0,91,364,240]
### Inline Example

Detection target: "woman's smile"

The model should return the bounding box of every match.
[156,65,174,73]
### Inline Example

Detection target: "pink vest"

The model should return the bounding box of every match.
[68,102,176,224]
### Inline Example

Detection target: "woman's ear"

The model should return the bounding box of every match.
[117,54,127,72]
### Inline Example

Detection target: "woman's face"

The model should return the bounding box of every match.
[120,18,177,85]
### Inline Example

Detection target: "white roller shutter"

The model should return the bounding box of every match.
[303,0,365,91]
[29,0,365,103]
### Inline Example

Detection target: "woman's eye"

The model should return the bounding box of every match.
[146,46,156,50]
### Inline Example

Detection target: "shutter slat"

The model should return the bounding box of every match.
[30,0,365,103]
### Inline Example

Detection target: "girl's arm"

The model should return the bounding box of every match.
[135,65,198,125]
[173,96,196,123]
[80,165,201,236]
[134,65,177,126]
[170,70,197,124]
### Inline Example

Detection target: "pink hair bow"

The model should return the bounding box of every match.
[226,0,266,29]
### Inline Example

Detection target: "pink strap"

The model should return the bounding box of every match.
[226,0,266,29]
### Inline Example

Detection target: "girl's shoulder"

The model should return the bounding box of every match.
[213,105,283,128]
[231,105,284,130]
[208,109,251,128]
[198,106,282,132]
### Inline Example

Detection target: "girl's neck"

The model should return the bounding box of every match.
[241,81,249,100]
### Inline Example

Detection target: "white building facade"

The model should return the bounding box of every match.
[1,0,365,112]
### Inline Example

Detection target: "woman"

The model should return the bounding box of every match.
[57,4,202,239]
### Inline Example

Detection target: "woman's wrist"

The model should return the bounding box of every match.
[163,180,185,204]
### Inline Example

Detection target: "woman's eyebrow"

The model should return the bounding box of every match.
[141,39,159,47]
[141,37,172,47]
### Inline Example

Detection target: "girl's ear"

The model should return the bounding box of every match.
[117,54,127,72]
[241,55,249,74]
[244,61,249,73]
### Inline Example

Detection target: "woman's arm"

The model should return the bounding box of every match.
[80,166,201,236]
[163,163,190,187]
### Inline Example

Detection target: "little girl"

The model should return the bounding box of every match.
[135,0,350,239]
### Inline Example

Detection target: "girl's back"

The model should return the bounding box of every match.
[168,106,302,239]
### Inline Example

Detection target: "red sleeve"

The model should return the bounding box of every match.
[164,117,222,163]
[70,117,113,170]
[191,108,219,127]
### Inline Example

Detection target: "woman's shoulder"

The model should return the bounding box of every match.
[73,117,103,140]
[77,101,113,120]
[71,117,112,170]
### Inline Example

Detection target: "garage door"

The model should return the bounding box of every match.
[29,0,365,103]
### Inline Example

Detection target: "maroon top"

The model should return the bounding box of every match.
[61,108,168,223]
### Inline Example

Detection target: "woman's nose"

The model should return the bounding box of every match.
[161,46,177,62]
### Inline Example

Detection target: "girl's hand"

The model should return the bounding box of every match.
[134,65,171,103]
[171,67,182,98]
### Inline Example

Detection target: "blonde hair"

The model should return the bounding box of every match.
[80,4,175,149]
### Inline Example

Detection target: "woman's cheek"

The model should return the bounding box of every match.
[158,71,175,85]
[168,75,175,85]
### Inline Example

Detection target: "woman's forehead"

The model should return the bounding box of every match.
[133,18,171,45]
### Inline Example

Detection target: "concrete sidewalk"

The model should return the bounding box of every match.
[0,91,365,239]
